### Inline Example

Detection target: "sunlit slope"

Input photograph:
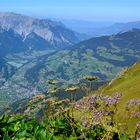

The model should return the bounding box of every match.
[97,61,140,133]
[100,60,140,97]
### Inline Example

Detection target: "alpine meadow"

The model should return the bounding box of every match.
[0,0,140,139]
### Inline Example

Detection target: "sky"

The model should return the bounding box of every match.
[0,0,140,22]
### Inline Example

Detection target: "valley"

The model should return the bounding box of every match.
[0,0,140,139]
[0,27,140,106]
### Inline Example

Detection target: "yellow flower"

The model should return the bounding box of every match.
[65,86,79,92]
[33,95,46,99]
[48,80,59,85]
[83,76,97,81]
[48,88,60,94]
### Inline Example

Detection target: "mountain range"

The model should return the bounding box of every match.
[0,12,80,49]
[0,12,140,107]
[92,21,140,36]
[63,19,140,37]
[0,28,140,106]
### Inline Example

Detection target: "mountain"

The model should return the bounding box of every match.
[59,19,140,37]
[0,29,140,106]
[0,12,79,48]
[0,27,28,84]
[24,32,53,51]
[96,61,140,134]
[92,21,140,36]
[0,12,81,85]
[105,21,140,34]
[59,19,113,35]
[0,27,28,56]
[22,29,140,86]
[0,58,15,84]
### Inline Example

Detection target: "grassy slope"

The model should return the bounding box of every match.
[96,61,140,134]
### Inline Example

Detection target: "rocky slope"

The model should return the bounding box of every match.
[0,12,79,48]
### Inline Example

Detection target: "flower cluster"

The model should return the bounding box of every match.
[75,93,121,111]
[127,99,140,109]
[102,92,121,107]
[136,122,140,129]
[75,93,121,128]
[33,94,46,99]
[48,80,59,85]
[65,86,79,92]
[83,76,97,81]
[126,99,140,119]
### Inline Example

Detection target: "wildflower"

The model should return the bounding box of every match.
[92,110,104,120]
[81,116,91,129]
[75,104,81,110]
[103,93,121,107]
[127,99,140,109]
[83,76,97,81]
[65,86,79,92]
[136,122,140,129]
[48,88,61,94]
[82,120,88,128]
[88,95,99,108]
[48,80,58,85]
[131,111,140,118]
[75,100,84,110]
[80,133,87,139]
[33,94,46,99]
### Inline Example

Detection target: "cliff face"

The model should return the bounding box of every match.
[0,12,79,48]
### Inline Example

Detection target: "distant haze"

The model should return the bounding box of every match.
[0,0,140,22]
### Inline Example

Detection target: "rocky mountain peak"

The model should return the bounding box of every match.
[0,12,79,48]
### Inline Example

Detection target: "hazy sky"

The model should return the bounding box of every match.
[0,0,140,22]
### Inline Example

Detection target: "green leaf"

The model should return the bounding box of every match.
[8,116,17,123]
[3,134,11,140]
[14,121,20,132]
[39,129,46,140]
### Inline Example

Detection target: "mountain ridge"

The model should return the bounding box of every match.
[0,29,140,106]
[0,12,79,48]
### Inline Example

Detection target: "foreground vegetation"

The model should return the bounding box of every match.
[0,91,140,139]
[0,61,140,139]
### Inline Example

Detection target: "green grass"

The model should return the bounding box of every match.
[96,46,125,61]
[96,61,140,134]
[0,95,132,139]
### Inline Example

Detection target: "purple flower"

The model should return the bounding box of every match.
[127,99,140,109]
[102,93,121,107]
[75,104,81,110]
[92,109,104,124]
[92,109,103,118]
[131,111,140,118]
[81,116,91,129]
[75,93,122,127]
[80,133,87,139]
[75,100,85,110]
[82,120,88,128]
[136,122,140,129]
